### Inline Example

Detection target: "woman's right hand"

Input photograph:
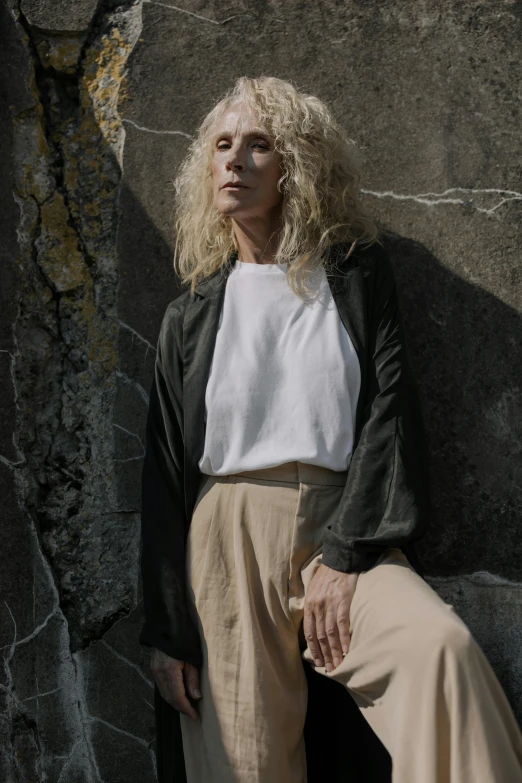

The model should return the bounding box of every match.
[150,648,202,720]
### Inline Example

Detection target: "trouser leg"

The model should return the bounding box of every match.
[179,472,311,783]
[300,547,522,783]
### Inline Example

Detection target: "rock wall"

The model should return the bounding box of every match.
[1,1,521,780]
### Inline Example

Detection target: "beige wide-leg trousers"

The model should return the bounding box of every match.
[180,461,522,783]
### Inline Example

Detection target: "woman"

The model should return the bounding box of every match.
[139,76,522,783]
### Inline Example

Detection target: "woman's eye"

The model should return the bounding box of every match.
[216,142,269,150]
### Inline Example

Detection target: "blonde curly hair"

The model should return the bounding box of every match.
[173,75,379,299]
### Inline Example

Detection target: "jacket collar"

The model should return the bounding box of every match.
[193,251,238,299]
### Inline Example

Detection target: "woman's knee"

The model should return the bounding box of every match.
[402,613,475,667]
[435,617,474,658]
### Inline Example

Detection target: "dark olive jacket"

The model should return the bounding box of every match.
[139,239,431,782]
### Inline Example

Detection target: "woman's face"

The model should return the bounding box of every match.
[211,101,284,220]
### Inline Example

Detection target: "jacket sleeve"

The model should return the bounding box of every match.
[138,301,202,667]
[321,246,430,573]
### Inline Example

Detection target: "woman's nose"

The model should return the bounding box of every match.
[226,147,246,170]
[226,158,244,171]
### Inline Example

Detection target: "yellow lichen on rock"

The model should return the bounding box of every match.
[81,294,119,373]
[81,25,133,158]
[36,36,86,74]
[38,193,91,292]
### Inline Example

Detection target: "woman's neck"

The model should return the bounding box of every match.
[231,214,282,265]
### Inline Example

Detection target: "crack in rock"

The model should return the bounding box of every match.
[100,640,154,689]
[361,186,522,215]
[11,0,144,653]
[122,117,193,139]
[3,1,152,780]
[143,0,245,26]
[115,369,150,405]
[116,318,157,352]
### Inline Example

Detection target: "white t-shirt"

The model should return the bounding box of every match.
[198,259,361,476]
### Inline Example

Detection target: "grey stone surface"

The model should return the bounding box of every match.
[21,0,99,31]
[1,0,522,779]
[426,573,522,715]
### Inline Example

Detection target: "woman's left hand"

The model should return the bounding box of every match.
[303,563,359,672]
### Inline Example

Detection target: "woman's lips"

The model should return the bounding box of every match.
[222,184,249,189]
